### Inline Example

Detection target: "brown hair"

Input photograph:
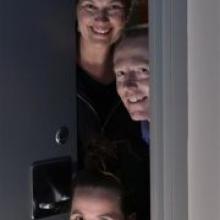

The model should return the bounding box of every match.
[71,137,135,216]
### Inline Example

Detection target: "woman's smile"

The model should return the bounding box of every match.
[91,26,112,35]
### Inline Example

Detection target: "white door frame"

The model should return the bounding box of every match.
[149,0,188,219]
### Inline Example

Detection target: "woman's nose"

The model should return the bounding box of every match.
[95,9,109,22]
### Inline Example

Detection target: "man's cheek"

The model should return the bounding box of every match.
[140,84,149,97]
[120,92,127,104]
[116,85,123,98]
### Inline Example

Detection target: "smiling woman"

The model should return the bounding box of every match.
[76,0,127,48]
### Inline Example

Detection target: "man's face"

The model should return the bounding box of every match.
[114,36,150,121]
[70,187,125,220]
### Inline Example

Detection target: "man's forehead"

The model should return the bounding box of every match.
[114,39,148,64]
[120,35,147,47]
[115,35,147,53]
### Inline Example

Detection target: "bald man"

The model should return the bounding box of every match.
[113,26,150,144]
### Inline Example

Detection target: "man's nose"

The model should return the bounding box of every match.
[124,78,138,89]
[95,9,109,22]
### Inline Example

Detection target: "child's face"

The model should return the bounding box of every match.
[114,36,150,121]
[70,187,125,220]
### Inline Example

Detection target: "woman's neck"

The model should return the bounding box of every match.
[79,39,115,85]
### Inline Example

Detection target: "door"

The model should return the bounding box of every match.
[0,0,76,219]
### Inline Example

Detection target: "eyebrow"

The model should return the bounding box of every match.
[71,209,82,216]
[110,0,124,3]
[99,212,120,219]
[114,58,149,68]
[71,210,120,219]
[79,0,93,3]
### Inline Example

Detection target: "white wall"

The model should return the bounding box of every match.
[188,0,220,219]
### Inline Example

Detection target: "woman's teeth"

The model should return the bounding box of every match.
[92,27,110,34]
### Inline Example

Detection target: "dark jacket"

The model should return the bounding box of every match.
[76,65,150,220]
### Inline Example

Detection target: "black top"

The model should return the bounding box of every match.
[77,65,118,124]
[76,65,150,220]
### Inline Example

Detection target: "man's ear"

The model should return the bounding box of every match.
[127,212,136,220]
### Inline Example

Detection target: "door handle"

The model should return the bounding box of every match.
[39,203,55,210]
[32,157,73,219]
[39,195,70,210]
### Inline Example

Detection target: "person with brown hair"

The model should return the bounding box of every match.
[71,137,149,220]
[70,138,136,220]
[70,171,136,220]
[75,0,148,173]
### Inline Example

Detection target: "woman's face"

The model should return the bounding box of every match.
[70,187,125,220]
[77,0,127,47]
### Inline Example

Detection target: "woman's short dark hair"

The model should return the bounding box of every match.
[72,170,135,217]
[71,137,135,216]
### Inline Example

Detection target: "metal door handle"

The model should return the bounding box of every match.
[39,195,70,210]
[39,203,55,210]
[32,157,73,219]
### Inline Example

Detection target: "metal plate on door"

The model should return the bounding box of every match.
[32,157,73,219]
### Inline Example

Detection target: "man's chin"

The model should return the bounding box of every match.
[130,112,149,121]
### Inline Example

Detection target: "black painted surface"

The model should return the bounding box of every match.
[0,1,76,219]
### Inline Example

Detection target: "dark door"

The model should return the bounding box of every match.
[0,1,76,219]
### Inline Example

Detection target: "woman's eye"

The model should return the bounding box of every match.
[100,217,112,220]
[83,3,96,11]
